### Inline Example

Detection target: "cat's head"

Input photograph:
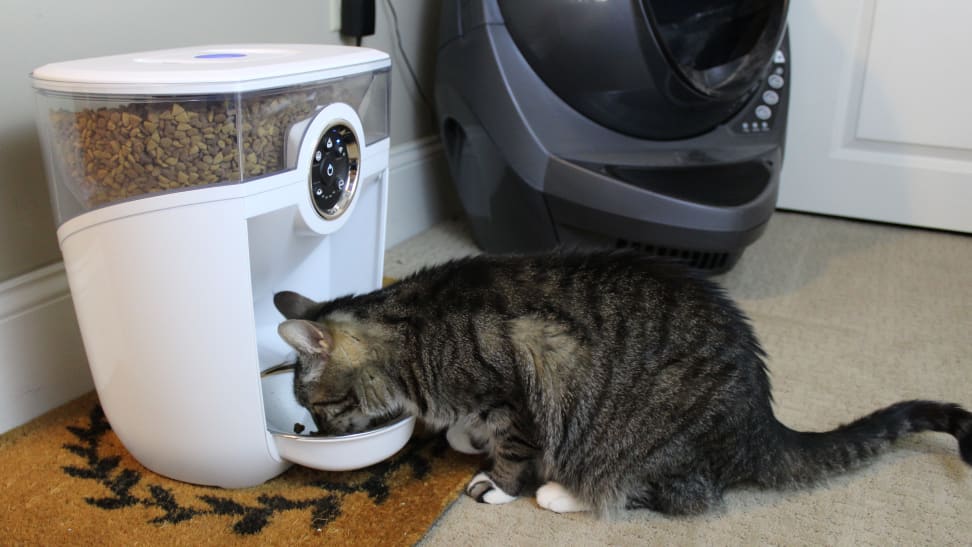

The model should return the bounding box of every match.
[274,291,398,435]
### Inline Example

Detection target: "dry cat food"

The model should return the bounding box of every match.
[292,414,399,437]
[47,88,344,208]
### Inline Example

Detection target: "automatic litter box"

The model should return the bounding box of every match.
[436,0,791,273]
[31,44,409,488]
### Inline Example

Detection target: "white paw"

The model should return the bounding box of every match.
[536,482,590,513]
[466,472,517,504]
[447,423,488,455]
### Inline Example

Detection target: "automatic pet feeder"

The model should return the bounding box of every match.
[31,44,414,488]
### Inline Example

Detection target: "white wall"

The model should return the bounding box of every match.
[0,0,459,433]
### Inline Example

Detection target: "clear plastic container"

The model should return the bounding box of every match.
[32,46,390,226]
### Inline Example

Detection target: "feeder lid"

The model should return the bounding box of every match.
[31,44,390,95]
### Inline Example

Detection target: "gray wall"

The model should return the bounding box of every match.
[0,0,442,283]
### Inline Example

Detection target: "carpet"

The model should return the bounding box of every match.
[1,390,478,545]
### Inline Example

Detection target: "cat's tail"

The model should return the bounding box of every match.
[761,400,972,488]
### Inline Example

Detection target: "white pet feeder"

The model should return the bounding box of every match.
[31,44,412,488]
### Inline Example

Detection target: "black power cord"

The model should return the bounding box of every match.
[381,0,435,120]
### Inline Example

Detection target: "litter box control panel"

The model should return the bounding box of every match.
[310,124,360,220]
[737,49,787,135]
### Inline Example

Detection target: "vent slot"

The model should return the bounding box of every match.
[616,239,731,271]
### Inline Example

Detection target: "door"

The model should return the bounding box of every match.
[779,0,972,233]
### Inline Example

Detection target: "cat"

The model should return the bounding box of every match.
[273,250,972,516]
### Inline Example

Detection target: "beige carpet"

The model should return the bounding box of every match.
[384,211,972,546]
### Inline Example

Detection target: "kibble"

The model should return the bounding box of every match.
[47,85,354,208]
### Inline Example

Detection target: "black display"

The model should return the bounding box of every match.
[310,125,357,218]
[645,0,786,97]
[497,0,788,140]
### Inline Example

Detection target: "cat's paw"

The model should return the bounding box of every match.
[536,482,590,513]
[446,423,488,455]
[466,472,517,504]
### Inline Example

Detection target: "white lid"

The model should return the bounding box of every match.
[31,44,390,95]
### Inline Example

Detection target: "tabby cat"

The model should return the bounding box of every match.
[274,250,971,516]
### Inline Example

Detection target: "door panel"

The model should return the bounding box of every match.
[779,0,972,233]
[856,1,972,150]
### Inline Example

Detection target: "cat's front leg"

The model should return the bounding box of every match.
[446,416,490,455]
[465,472,517,504]
[465,460,538,505]
[464,420,539,505]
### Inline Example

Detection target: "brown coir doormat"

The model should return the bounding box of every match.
[1,392,478,545]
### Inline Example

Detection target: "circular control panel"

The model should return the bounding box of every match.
[310,124,360,219]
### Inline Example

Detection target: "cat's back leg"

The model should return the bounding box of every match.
[535,481,591,513]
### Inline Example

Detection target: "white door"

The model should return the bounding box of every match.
[779,0,972,233]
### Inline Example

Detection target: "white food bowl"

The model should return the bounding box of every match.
[261,366,415,471]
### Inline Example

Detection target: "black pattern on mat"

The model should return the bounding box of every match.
[61,404,451,535]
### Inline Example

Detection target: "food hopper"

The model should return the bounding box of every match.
[31,44,410,487]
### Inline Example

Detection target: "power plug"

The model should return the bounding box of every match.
[341,0,376,46]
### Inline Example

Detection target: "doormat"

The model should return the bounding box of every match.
[1,392,478,545]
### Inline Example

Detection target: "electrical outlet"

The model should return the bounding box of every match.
[329,0,341,32]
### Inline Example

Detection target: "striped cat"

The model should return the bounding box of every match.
[274,251,972,516]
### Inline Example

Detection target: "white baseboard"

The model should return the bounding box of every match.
[385,136,460,248]
[0,136,456,434]
[0,263,92,434]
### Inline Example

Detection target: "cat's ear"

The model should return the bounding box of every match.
[274,291,317,319]
[277,320,333,356]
